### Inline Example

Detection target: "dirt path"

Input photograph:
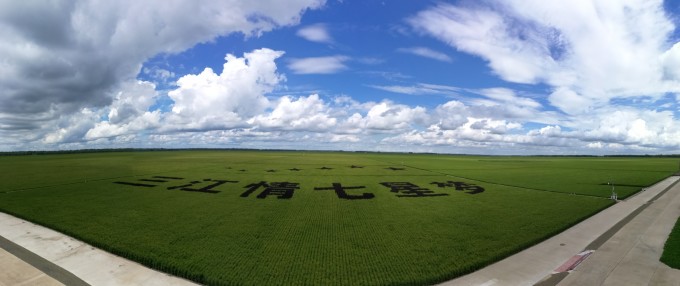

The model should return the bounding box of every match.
[439,176,680,286]
[0,213,198,286]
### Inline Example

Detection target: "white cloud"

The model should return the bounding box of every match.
[359,71,412,81]
[567,107,680,148]
[548,87,595,115]
[371,83,552,124]
[383,99,526,148]
[296,23,333,43]
[378,95,680,154]
[329,134,360,143]
[0,0,324,132]
[661,42,680,80]
[433,101,469,130]
[382,120,526,150]
[538,108,680,151]
[370,83,461,96]
[409,4,550,84]
[529,125,562,137]
[360,101,428,131]
[288,56,350,74]
[409,0,680,115]
[107,80,158,124]
[143,67,176,85]
[43,108,99,144]
[397,46,452,62]
[166,48,285,131]
[84,80,162,140]
[86,111,161,140]
[477,88,541,109]
[2,0,680,156]
[249,94,337,131]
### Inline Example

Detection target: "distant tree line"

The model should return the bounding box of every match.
[1,148,680,158]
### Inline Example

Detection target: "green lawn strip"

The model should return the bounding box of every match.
[661,216,680,268]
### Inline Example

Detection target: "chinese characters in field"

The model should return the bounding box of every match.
[113,165,485,199]
[241,181,299,199]
[315,183,374,200]
[114,176,237,194]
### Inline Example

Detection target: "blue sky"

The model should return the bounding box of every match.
[141,1,514,107]
[2,0,680,154]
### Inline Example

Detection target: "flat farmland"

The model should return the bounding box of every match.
[0,151,676,285]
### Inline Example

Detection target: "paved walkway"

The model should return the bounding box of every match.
[558,176,680,286]
[0,247,63,286]
[440,176,680,286]
[0,213,198,286]
[0,231,88,286]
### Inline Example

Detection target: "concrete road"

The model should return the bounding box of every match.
[440,176,680,286]
[0,247,63,286]
[558,176,680,286]
[0,213,198,286]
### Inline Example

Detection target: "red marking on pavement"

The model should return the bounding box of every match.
[554,250,594,273]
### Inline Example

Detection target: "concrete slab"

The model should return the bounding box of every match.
[0,248,63,286]
[0,213,199,286]
[648,264,680,286]
[558,175,680,286]
[439,176,680,286]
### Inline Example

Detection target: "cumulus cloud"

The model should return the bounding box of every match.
[371,83,552,124]
[397,46,452,62]
[43,108,99,145]
[565,107,680,148]
[165,48,285,131]
[0,0,325,132]
[107,81,159,125]
[287,56,350,74]
[3,0,680,155]
[382,120,525,151]
[409,0,680,114]
[344,101,428,132]
[329,134,360,143]
[381,98,680,154]
[85,111,161,140]
[296,23,333,43]
[249,94,337,131]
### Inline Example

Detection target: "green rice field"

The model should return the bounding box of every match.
[0,150,676,285]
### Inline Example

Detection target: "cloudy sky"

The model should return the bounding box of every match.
[2,0,680,155]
